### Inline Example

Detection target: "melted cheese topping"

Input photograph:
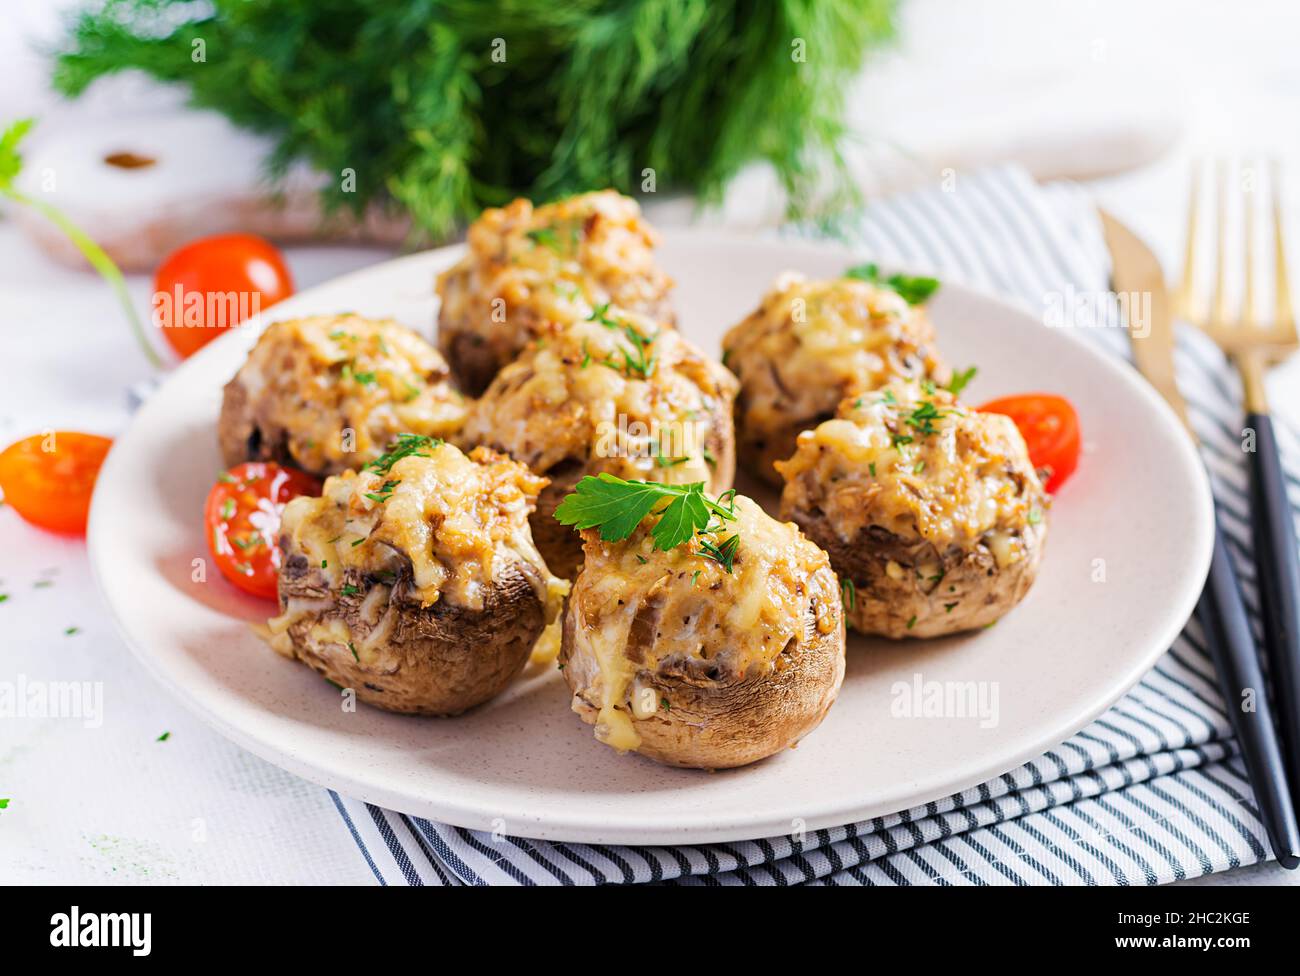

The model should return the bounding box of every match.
[570,496,838,751]
[436,190,674,354]
[777,380,1047,553]
[234,314,468,474]
[722,273,946,435]
[278,442,556,611]
[462,312,737,488]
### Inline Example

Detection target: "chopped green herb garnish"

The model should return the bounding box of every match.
[913,461,925,474]
[364,479,401,504]
[367,433,442,475]
[349,641,359,662]
[340,584,361,596]
[1027,509,1043,524]
[698,532,740,573]
[588,303,656,379]
[220,498,236,520]
[944,602,958,613]
[34,580,53,589]
[702,446,716,468]
[868,462,877,477]
[64,626,80,636]
[691,569,702,586]
[156,731,170,742]
[660,697,671,712]
[232,532,262,551]
[905,400,944,436]
[217,471,237,484]
[0,798,9,809]
[906,615,918,629]
[947,366,978,397]
[320,560,328,569]
[635,554,648,564]
[841,577,856,612]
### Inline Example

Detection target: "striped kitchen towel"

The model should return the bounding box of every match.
[332,166,1300,885]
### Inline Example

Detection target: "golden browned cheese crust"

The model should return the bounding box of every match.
[461,310,738,577]
[559,496,846,768]
[436,190,675,394]
[219,315,468,477]
[722,273,948,484]
[264,443,565,715]
[777,381,1048,638]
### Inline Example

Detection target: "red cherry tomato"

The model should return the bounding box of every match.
[153,234,294,359]
[978,393,1081,493]
[0,431,113,535]
[204,462,320,599]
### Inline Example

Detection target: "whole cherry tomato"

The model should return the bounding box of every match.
[0,431,113,535]
[153,234,294,359]
[979,393,1081,493]
[204,462,320,599]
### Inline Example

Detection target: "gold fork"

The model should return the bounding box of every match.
[1177,158,1300,807]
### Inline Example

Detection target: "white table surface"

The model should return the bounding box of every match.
[2,0,1299,885]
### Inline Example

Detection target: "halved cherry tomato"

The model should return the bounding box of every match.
[978,394,1081,493]
[154,234,294,359]
[0,432,113,535]
[204,462,320,599]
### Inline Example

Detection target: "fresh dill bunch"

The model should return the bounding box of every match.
[52,0,896,240]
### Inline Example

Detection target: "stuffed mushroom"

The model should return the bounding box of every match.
[559,492,845,769]
[721,272,947,485]
[776,381,1048,638]
[264,439,565,715]
[461,308,738,578]
[435,190,675,394]
[220,314,469,478]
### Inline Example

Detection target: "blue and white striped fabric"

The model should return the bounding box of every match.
[332,166,1300,885]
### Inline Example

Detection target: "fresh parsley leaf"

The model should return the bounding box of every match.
[553,474,736,554]
[843,262,940,305]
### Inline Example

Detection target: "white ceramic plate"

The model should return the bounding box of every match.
[88,232,1214,845]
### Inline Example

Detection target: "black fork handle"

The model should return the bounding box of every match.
[1247,412,1300,804]
[1200,510,1300,868]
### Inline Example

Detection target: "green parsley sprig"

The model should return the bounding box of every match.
[553,474,737,555]
[844,262,940,306]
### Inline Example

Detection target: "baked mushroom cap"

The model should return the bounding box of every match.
[436,190,676,395]
[559,495,845,769]
[264,441,564,715]
[219,314,468,478]
[777,381,1048,638]
[461,310,738,578]
[721,273,948,485]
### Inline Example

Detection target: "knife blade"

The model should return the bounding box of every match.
[1099,210,1193,434]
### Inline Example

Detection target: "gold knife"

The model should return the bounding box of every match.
[1101,208,1300,868]
[1099,210,1192,433]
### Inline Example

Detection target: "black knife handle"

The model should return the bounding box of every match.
[1200,513,1300,868]
[1246,412,1300,802]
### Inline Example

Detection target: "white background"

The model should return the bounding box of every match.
[2,0,1298,884]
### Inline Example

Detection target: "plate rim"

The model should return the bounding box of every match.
[87,229,1215,844]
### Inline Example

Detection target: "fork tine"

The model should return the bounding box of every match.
[1213,159,1231,326]
[1272,159,1295,339]
[1244,162,1259,326]
[1177,161,1203,321]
